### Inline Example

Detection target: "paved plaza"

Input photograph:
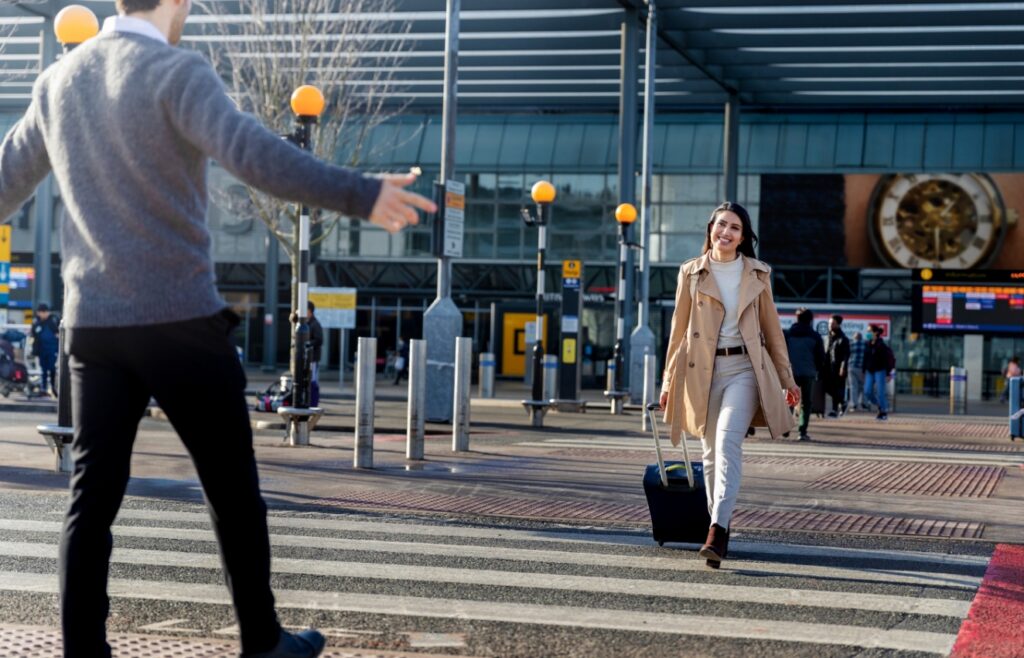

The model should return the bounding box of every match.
[0,377,1021,657]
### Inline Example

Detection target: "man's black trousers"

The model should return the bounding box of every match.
[60,310,281,657]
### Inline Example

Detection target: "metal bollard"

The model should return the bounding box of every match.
[479,352,495,398]
[453,337,472,452]
[354,337,377,468]
[38,323,74,474]
[406,339,426,460]
[642,353,656,431]
[950,366,968,415]
[606,358,623,415]
[542,354,558,402]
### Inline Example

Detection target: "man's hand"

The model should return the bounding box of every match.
[368,173,437,234]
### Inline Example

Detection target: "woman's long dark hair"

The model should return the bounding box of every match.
[701,201,758,259]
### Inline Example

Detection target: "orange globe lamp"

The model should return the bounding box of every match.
[531,180,556,204]
[54,5,99,47]
[290,85,325,118]
[615,203,638,224]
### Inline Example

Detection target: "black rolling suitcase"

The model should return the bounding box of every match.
[642,403,712,546]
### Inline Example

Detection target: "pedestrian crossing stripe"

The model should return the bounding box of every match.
[0,509,988,656]
[0,572,960,654]
[0,541,972,617]
[0,518,983,589]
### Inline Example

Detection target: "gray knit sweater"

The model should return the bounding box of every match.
[0,32,382,328]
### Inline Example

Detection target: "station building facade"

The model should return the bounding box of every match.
[4,110,1023,399]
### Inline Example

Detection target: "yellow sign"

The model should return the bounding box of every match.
[309,290,355,310]
[0,225,10,262]
[562,337,577,365]
[562,260,581,279]
[445,190,465,210]
[308,286,357,329]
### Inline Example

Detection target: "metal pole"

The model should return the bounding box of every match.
[614,221,628,395]
[339,328,348,392]
[290,117,314,411]
[479,351,495,398]
[723,92,740,202]
[629,0,658,401]
[32,22,58,310]
[542,354,558,402]
[531,207,548,403]
[618,10,639,390]
[437,0,459,299]
[355,336,377,468]
[452,336,472,452]
[407,338,426,460]
[642,352,656,431]
[262,228,279,371]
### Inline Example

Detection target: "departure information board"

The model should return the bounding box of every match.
[913,284,1024,335]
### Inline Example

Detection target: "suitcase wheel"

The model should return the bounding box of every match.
[658,541,664,547]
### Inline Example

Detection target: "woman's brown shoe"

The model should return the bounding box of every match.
[698,523,729,565]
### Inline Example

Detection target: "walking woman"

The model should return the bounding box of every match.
[659,202,799,568]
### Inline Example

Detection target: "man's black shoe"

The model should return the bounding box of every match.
[241,629,326,658]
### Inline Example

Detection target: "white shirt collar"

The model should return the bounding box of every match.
[101,15,168,45]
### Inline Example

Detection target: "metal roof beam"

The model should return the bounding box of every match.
[677,29,1024,49]
[616,0,747,100]
[660,8,1024,30]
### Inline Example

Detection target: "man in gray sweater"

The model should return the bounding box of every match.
[0,0,435,655]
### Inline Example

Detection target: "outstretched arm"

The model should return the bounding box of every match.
[0,92,52,222]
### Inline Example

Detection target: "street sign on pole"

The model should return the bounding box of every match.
[443,179,465,258]
[308,287,357,329]
[0,226,10,324]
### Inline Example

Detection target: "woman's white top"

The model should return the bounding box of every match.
[709,255,745,348]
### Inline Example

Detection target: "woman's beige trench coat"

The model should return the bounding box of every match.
[661,253,797,445]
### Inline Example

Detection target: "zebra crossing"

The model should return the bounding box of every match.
[0,496,990,657]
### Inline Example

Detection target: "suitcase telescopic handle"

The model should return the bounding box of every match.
[646,403,695,489]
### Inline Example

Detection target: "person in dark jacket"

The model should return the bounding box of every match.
[863,324,894,421]
[31,303,60,397]
[826,315,850,418]
[785,308,825,441]
[307,301,324,407]
[393,338,409,385]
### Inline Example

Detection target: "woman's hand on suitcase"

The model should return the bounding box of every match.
[659,391,668,410]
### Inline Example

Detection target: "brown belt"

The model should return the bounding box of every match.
[715,345,747,357]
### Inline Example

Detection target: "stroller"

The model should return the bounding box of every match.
[0,336,39,399]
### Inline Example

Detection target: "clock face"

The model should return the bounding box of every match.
[870,173,1005,269]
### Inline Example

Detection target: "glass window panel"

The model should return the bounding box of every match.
[454,123,478,165]
[550,204,603,232]
[470,123,503,167]
[524,124,556,168]
[468,174,496,201]
[548,230,607,262]
[464,231,494,259]
[580,124,613,170]
[658,233,704,264]
[497,173,525,201]
[364,123,399,166]
[552,123,584,168]
[554,175,605,207]
[496,227,523,259]
[391,122,424,167]
[466,203,495,229]
[418,121,442,166]
[497,203,527,228]
[499,124,530,168]
[403,228,432,257]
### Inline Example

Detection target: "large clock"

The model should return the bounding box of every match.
[869,173,1008,269]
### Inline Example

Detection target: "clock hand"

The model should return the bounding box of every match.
[934,227,942,260]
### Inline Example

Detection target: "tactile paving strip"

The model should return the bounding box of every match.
[807,462,1005,498]
[313,488,985,538]
[0,625,467,658]
[729,509,984,539]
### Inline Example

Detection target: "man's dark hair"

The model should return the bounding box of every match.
[116,0,161,14]
[307,300,316,313]
[796,308,813,325]
[831,314,843,325]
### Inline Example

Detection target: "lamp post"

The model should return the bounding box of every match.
[287,84,325,410]
[522,180,555,404]
[36,5,101,474]
[607,203,637,413]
